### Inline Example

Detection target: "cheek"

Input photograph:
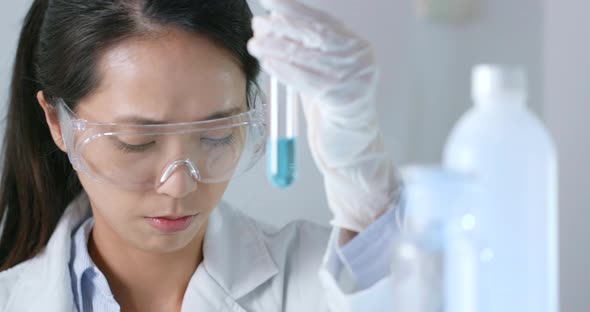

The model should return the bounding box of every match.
[77,174,230,252]
[77,174,142,222]
[184,182,229,218]
[78,173,229,222]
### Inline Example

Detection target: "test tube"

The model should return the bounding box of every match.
[267,76,298,189]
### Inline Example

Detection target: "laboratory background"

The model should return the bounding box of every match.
[0,0,587,311]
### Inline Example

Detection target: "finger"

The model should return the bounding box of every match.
[252,15,358,52]
[252,15,323,50]
[261,57,379,125]
[258,0,330,22]
[248,36,359,80]
[260,58,337,99]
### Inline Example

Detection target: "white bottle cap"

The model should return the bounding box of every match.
[472,64,527,107]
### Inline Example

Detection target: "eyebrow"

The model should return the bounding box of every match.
[113,106,246,125]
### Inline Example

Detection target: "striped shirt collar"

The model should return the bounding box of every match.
[69,217,119,311]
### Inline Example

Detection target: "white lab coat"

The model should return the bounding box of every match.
[0,193,394,311]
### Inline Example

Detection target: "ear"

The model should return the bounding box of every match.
[37,91,67,152]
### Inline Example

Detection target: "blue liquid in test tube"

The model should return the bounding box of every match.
[267,137,296,188]
[267,77,298,189]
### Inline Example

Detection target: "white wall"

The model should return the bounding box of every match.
[0,3,31,116]
[544,1,590,311]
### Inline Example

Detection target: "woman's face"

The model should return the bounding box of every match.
[64,29,247,253]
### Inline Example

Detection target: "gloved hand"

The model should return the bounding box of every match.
[248,0,400,233]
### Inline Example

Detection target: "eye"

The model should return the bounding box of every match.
[201,133,237,146]
[115,140,155,153]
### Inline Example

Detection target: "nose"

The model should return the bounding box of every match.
[156,159,200,198]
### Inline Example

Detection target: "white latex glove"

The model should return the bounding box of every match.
[248,0,399,232]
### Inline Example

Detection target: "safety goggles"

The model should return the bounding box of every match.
[55,98,266,190]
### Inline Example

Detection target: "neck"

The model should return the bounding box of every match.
[88,215,206,312]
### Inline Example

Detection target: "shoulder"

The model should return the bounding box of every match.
[0,262,27,308]
[217,202,332,310]
[0,258,47,311]
[224,203,331,283]
[0,193,90,311]
[255,217,332,297]
[254,217,331,264]
[221,202,331,266]
[215,201,332,277]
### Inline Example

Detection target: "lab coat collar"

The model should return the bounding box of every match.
[1,193,279,310]
[1,192,91,312]
[203,201,279,299]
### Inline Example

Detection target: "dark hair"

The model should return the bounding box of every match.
[0,0,260,270]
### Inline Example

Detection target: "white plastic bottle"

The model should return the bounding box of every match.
[443,65,558,312]
[390,167,480,312]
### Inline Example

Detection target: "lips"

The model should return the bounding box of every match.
[152,215,193,220]
[145,214,197,233]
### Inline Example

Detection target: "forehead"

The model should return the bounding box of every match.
[76,28,248,124]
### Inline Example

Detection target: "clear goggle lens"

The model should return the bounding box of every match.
[57,99,266,190]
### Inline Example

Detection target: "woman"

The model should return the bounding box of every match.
[0,0,401,311]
